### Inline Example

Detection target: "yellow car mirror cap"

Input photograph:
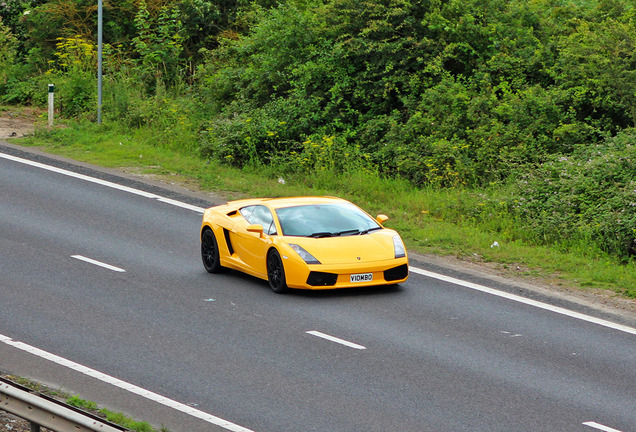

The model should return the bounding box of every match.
[247,224,265,237]
[376,214,389,225]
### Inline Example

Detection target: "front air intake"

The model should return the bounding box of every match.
[384,264,408,281]
[307,272,338,286]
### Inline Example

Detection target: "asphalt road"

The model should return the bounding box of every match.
[1,143,635,432]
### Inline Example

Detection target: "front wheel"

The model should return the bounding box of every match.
[267,249,288,293]
[201,229,223,273]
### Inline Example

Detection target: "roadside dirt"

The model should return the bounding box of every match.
[1,410,54,432]
[0,108,39,139]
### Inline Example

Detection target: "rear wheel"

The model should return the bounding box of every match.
[267,249,288,293]
[201,229,223,273]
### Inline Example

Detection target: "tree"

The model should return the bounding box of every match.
[551,9,636,130]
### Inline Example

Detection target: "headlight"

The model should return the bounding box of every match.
[393,235,406,258]
[289,244,321,264]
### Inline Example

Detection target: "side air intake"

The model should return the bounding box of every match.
[223,228,234,255]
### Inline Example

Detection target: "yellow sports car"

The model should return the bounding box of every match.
[200,196,409,293]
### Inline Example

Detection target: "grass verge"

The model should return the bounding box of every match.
[11,118,636,299]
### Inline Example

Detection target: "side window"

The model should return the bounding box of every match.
[239,206,255,222]
[239,205,277,235]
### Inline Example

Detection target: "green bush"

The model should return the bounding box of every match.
[1,68,50,105]
[49,72,95,118]
[0,17,17,85]
[133,0,185,95]
[0,46,50,105]
[195,0,634,189]
[508,129,636,259]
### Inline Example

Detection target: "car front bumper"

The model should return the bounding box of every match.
[282,256,409,290]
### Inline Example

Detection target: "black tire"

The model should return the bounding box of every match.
[267,249,288,293]
[201,229,223,273]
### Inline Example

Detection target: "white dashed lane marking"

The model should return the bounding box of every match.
[306,330,367,350]
[71,255,126,272]
[583,421,625,432]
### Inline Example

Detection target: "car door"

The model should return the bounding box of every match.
[234,205,276,276]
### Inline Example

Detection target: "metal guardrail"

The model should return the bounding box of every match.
[0,377,127,432]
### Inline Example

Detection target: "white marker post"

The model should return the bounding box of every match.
[47,84,54,127]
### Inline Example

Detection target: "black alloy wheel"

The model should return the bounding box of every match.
[267,249,288,293]
[201,229,223,273]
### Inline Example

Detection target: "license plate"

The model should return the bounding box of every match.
[350,273,373,283]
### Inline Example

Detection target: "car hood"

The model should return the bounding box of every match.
[285,231,397,264]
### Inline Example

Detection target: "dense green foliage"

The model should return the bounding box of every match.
[1,0,634,263]
[491,130,635,259]
[198,0,634,181]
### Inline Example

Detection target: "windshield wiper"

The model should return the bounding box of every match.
[359,227,382,235]
[335,229,361,236]
[309,231,335,238]
[309,228,378,238]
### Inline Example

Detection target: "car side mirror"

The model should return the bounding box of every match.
[376,214,389,224]
[247,224,265,237]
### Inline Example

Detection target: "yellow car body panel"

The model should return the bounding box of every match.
[200,196,409,291]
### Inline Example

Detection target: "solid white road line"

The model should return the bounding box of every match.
[157,196,206,213]
[71,255,126,273]
[0,333,255,432]
[306,330,367,350]
[409,267,636,337]
[583,421,624,432]
[0,152,206,213]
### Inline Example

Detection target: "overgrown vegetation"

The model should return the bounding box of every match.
[1,0,634,296]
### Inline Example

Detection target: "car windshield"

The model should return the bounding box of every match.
[275,203,381,237]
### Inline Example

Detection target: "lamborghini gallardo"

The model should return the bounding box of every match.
[200,196,408,293]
